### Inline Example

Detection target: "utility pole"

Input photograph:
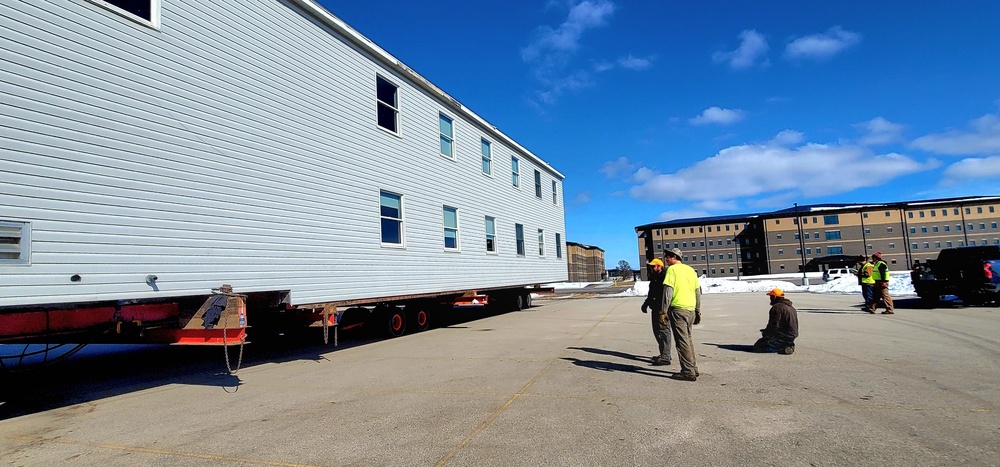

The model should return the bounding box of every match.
[795,203,809,286]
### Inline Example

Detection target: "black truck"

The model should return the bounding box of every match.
[911,245,1000,305]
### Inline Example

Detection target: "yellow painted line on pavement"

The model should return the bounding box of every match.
[4,435,321,467]
[434,300,627,466]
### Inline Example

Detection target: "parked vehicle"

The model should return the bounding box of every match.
[911,246,1000,305]
[822,268,854,282]
[0,1,566,357]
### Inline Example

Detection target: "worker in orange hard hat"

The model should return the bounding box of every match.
[641,257,672,365]
[752,288,799,355]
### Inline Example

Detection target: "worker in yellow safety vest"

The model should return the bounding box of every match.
[858,256,876,312]
[869,252,894,314]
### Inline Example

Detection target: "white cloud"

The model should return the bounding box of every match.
[690,107,746,125]
[855,117,905,146]
[628,143,938,204]
[521,0,616,62]
[784,26,861,60]
[941,156,1000,184]
[572,191,592,204]
[521,1,615,106]
[712,29,769,69]
[655,209,710,222]
[535,70,595,104]
[618,54,653,70]
[911,113,1000,155]
[769,130,805,146]
[599,156,637,178]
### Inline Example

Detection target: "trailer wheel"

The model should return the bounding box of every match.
[386,307,406,337]
[521,292,532,309]
[512,294,524,311]
[410,307,430,332]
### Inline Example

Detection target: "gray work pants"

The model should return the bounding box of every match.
[668,307,698,376]
[651,307,672,360]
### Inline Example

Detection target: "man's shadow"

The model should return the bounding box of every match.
[703,343,756,353]
[564,347,677,378]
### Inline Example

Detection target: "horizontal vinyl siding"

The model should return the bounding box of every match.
[0,0,567,307]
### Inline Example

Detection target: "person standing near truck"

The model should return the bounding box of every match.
[858,256,876,312]
[869,252,894,314]
[641,258,671,366]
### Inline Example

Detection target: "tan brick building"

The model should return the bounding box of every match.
[636,196,1000,280]
[566,241,606,282]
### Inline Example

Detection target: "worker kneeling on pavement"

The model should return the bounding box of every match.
[753,288,799,355]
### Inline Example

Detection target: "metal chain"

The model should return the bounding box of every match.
[222,311,245,375]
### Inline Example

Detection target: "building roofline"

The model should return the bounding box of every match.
[635,195,1000,230]
[287,0,564,180]
[566,241,605,252]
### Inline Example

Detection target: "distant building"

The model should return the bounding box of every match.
[636,196,1000,280]
[567,242,606,282]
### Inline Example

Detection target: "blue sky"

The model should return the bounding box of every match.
[323,1,1000,269]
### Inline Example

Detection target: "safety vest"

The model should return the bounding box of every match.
[860,262,875,285]
[871,260,890,281]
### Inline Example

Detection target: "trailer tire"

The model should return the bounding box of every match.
[409,306,430,332]
[386,306,406,337]
[521,292,532,309]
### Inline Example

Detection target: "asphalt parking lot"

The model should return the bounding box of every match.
[2,293,998,466]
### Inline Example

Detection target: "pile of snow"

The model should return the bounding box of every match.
[547,271,916,298]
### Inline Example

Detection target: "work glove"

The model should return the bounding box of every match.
[640,300,648,313]
[693,310,701,325]
[658,311,668,326]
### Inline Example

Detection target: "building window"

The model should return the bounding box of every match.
[438,114,454,158]
[538,229,545,256]
[910,228,916,234]
[945,226,951,232]
[728,253,733,259]
[887,227,893,233]
[885,211,891,217]
[825,231,841,240]
[954,208,960,215]
[552,180,558,204]
[992,222,998,229]
[515,224,525,256]
[978,207,983,213]
[380,191,403,245]
[0,220,30,265]
[863,213,869,218]
[912,243,919,250]
[485,216,497,253]
[980,223,986,230]
[966,208,971,214]
[864,228,871,234]
[828,246,843,254]
[511,157,520,187]
[923,242,930,249]
[90,0,160,26]
[816,247,822,254]
[481,139,492,175]
[968,224,975,230]
[556,233,562,258]
[931,210,936,217]
[443,206,459,250]
[889,243,895,249]
[921,227,928,233]
[780,265,786,270]
[947,241,953,247]
[935,242,941,248]
[933,226,939,232]
[824,215,839,225]
[376,76,399,134]
[919,211,925,218]
[534,170,542,198]
[867,244,873,250]
[796,249,801,255]
[956,224,962,231]
[656,244,662,250]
